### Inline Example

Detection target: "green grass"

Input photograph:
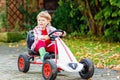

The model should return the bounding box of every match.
[63,37,120,68]
[3,36,119,69]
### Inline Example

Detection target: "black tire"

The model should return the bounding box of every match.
[42,60,57,80]
[79,58,94,79]
[18,54,30,73]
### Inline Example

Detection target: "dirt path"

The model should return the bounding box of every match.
[0,43,119,80]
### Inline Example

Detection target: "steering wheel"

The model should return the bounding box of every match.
[48,29,64,39]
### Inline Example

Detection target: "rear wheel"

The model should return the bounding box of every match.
[79,58,94,79]
[18,54,30,73]
[42,60,57,80]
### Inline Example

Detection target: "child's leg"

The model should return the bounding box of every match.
[34,40,46,61]
[46,43,58,54]
[34,40,46,52]
[39,47,46,61]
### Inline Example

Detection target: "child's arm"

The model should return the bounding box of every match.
[33,27,44,40]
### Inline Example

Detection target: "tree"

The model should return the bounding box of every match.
[75,0,120,41]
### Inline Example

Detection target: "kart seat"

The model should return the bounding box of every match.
[26,30,55,58]
[26,30,34,49]
[26,30,39,55]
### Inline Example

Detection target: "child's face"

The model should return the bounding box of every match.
[37,16,49,29]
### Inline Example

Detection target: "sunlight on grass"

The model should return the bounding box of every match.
[63,38,120,69]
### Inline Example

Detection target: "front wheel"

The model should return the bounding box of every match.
[18,54,30,73]
[79,58,94,79]
[42,60,57,80]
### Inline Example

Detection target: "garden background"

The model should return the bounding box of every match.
[0,0,120,71]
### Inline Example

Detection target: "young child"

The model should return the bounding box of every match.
[31,11,65,61]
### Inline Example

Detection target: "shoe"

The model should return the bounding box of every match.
[43,52,50,61]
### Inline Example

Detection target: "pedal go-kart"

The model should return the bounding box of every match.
[17,29,94,80]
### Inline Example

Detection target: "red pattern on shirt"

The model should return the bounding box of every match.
[41,29,48,35]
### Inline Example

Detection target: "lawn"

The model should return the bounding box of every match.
[4,37,120,71]
[63,37,120,69]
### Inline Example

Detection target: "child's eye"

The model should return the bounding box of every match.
[38,18,46,22]
[42,20,45,21]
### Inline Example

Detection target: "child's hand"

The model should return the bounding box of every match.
[62,31,66,37]
[43,35,50,40]
[38,35,50,40]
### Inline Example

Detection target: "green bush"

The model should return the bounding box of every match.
[18,0,42,30]
[7,32,22,42]
[52,0,88,34]
[0,7,8,29]
[104,27,120,42]
[94,0,120,42]
[0,32,26,42]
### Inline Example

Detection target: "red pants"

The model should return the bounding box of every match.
[34,40,55,53]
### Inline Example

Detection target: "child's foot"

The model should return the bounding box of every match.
[43,52,50,61]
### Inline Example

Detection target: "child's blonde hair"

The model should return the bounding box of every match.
[37,11,51,21]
